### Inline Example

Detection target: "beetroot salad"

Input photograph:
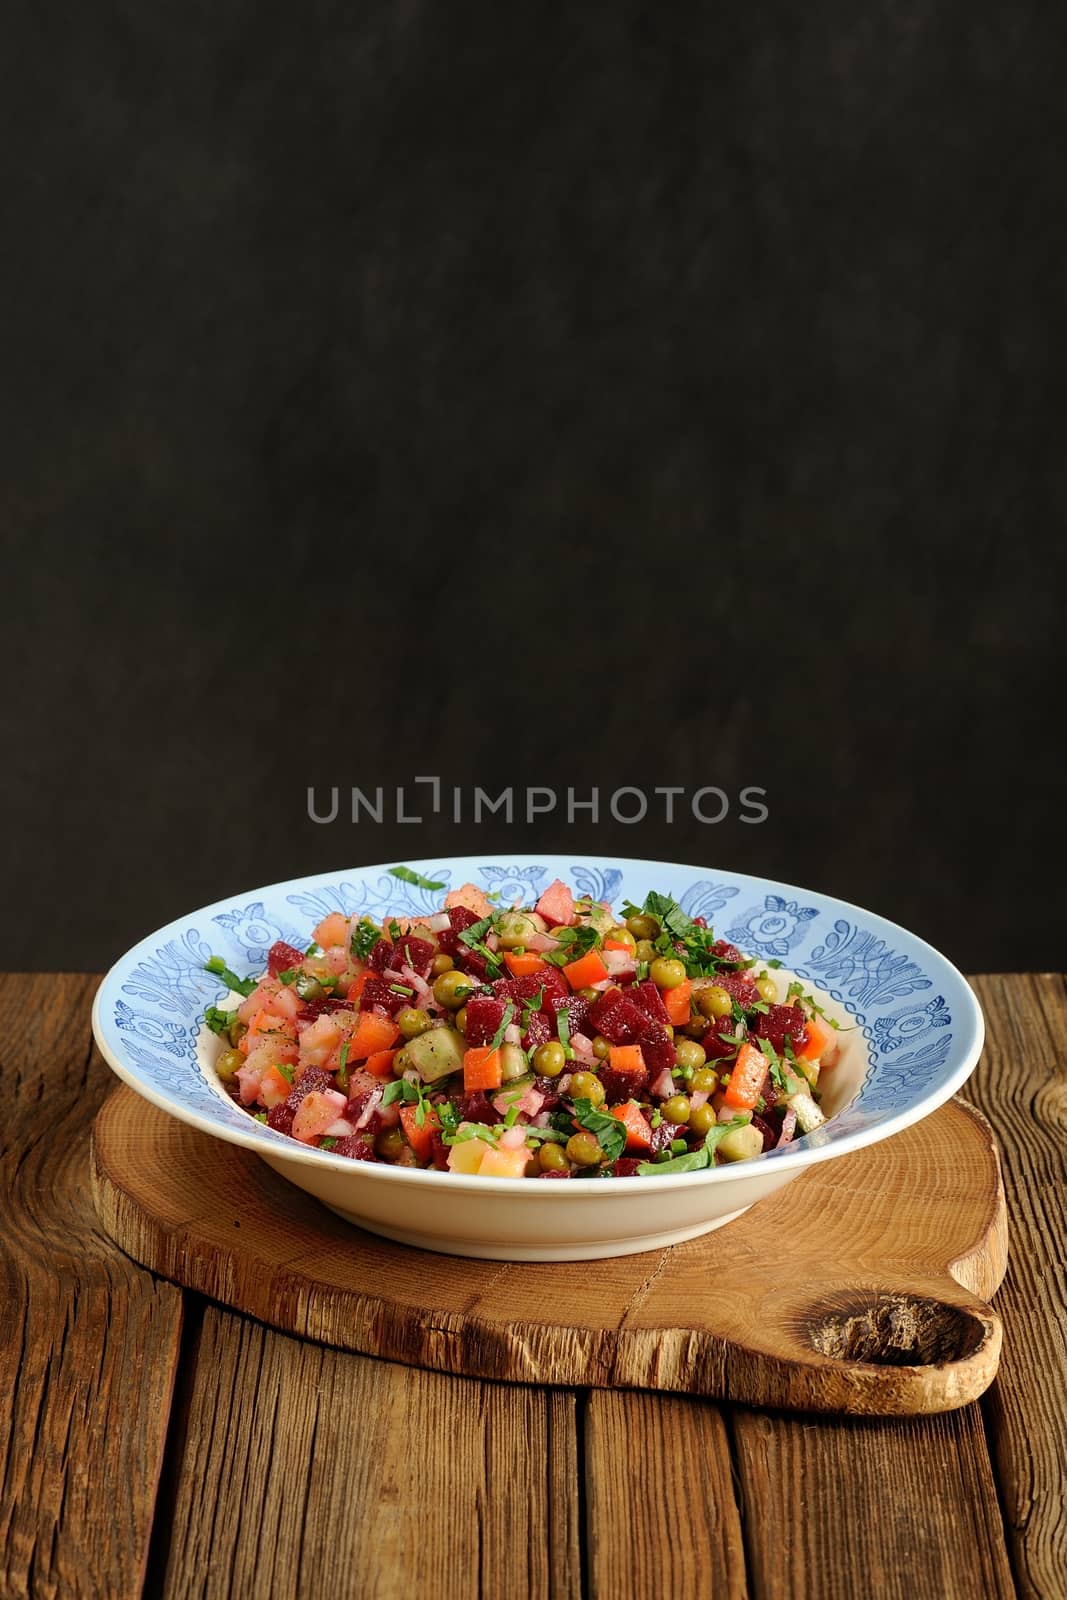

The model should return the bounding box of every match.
[202,871,841,1178]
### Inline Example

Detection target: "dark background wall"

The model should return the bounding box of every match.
[2,2,1063,974]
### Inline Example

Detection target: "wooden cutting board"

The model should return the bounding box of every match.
[90,1088,1007,1416]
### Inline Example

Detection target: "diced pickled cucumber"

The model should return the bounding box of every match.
[788,1089,827,1133]
[716,1123,764,1163]
[500,1043,528,1082]
[404,1026,465,1082]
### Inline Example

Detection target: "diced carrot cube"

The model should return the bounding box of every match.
[562,950,609,991]
[662,979,693,1026]
[463,1046,503,1091]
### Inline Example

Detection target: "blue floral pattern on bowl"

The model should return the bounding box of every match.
[92,856,984,1169]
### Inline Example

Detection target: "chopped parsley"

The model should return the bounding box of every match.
[350,920,381,961]
[543,924,602,967]
[570,1098,627,1163]
[204,1005,238,1036]
[389,866,447,891]
[203,955,257,997]
[337,1040,350,1091]
[489,1000,516,1051]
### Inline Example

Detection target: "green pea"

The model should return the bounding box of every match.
[215,1048,243,1082]
[539,1142,570,1172]
[533,1040,567,1077]
[689,1104,717,1137]
[227,1019,248,1048]
[592,1034,612,1060]
[661,1094,691,1125]
[397,1006,432,1039]
[566,1131,602,1167]
[691,1067,719,1092]
[626,914,661,941]
[375,1128,405,1161]
[755,975,778,1003]
[569,1071,605,1106]
[433,969,475,1009]
[430,952,454,976]
[675,1038,707,1071]
[650,957,687,990]
[454,1006,468,1035]
[578,986,599,1003]
[634,939,658,964]
[294,971,326,1002]
[698,984,733,1020]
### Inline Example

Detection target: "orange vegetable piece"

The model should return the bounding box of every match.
[463,1045,504,1092]
[796,1014,833,1061]
[610,1101,653,1152]
[607,1044,647,1075]
[363,1047,400,1080]
[603,938,632,952]
[348,1011,401,1060]
[662,979,693,1026]
[399,1103,441,1163]
[348,970,374,999]
[723,1041,769,1110]
[562,949,609,991]
[503,950,549,978]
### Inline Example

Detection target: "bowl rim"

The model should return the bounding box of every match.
[91,853,984,1196]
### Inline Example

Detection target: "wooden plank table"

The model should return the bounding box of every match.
[1,973,1063,1599]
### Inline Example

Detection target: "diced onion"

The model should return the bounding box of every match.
[324,1118,354,1138]
[426,912,452,933]
[777,1108,798,1147]
[499,1125,527,1150]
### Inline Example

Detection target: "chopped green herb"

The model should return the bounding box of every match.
[204,1005,238,1036]
[389,866,447,891]
[337,1041,350,1091]
[489,1000,516,1051]
[571,1098,626,1163]
[277,968,300,986]
[350,921,381,961]
[556,1007,575,1058]
[203,955,256,997]
[275,1061,294,1084]
[319,1136,338,1151]
[543,925,601,967]
[253,1111,268,1123]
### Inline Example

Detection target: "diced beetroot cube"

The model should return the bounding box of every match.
[344,1087,375,1125]
[531,1076,562,1108]
[702,1021,744,1061]
[522,1012,553,1052]
[267,940,305,977]
[754,1003,810,1053]
[464,995,508,1047]
[587,989,644,1045]
[710,971,760,1009]
[629,979,669,1025]
[296,996,354,1027]
[648,1119,676,1155]
[692,917,708,929]
[428,1131,451,1170]
[448,905,483,933]
[333,1134,378,1161]
[598,1064,650,1104]
[358,977,410,1015]
[751,1114,777,1152]
[637,1022,675,1077]
[712,940,746,966]
[285,1068,333,1109]
[392,936,435,978]
[457,947,491,980]
[459,1091,502,1125]
[368,938,395,972]
[543,992,592,1039]
[493,971,565,1007]
[266,1103,295,1136]
[614,1158,644,1177]
[435,929,461,959]
[762,1073,780,1109]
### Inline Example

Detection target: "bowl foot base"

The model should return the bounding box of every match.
[320,1204,753,1260]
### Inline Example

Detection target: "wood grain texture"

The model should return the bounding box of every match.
[0,974,184,1600]
[585,1391,747,1599]
[156,1305,581,1600]
[969,974,1067,1600]
[91,1089,1006,1415]
[730,1402,1016,1600]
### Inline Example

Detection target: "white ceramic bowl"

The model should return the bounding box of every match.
[92,855,983,1260]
